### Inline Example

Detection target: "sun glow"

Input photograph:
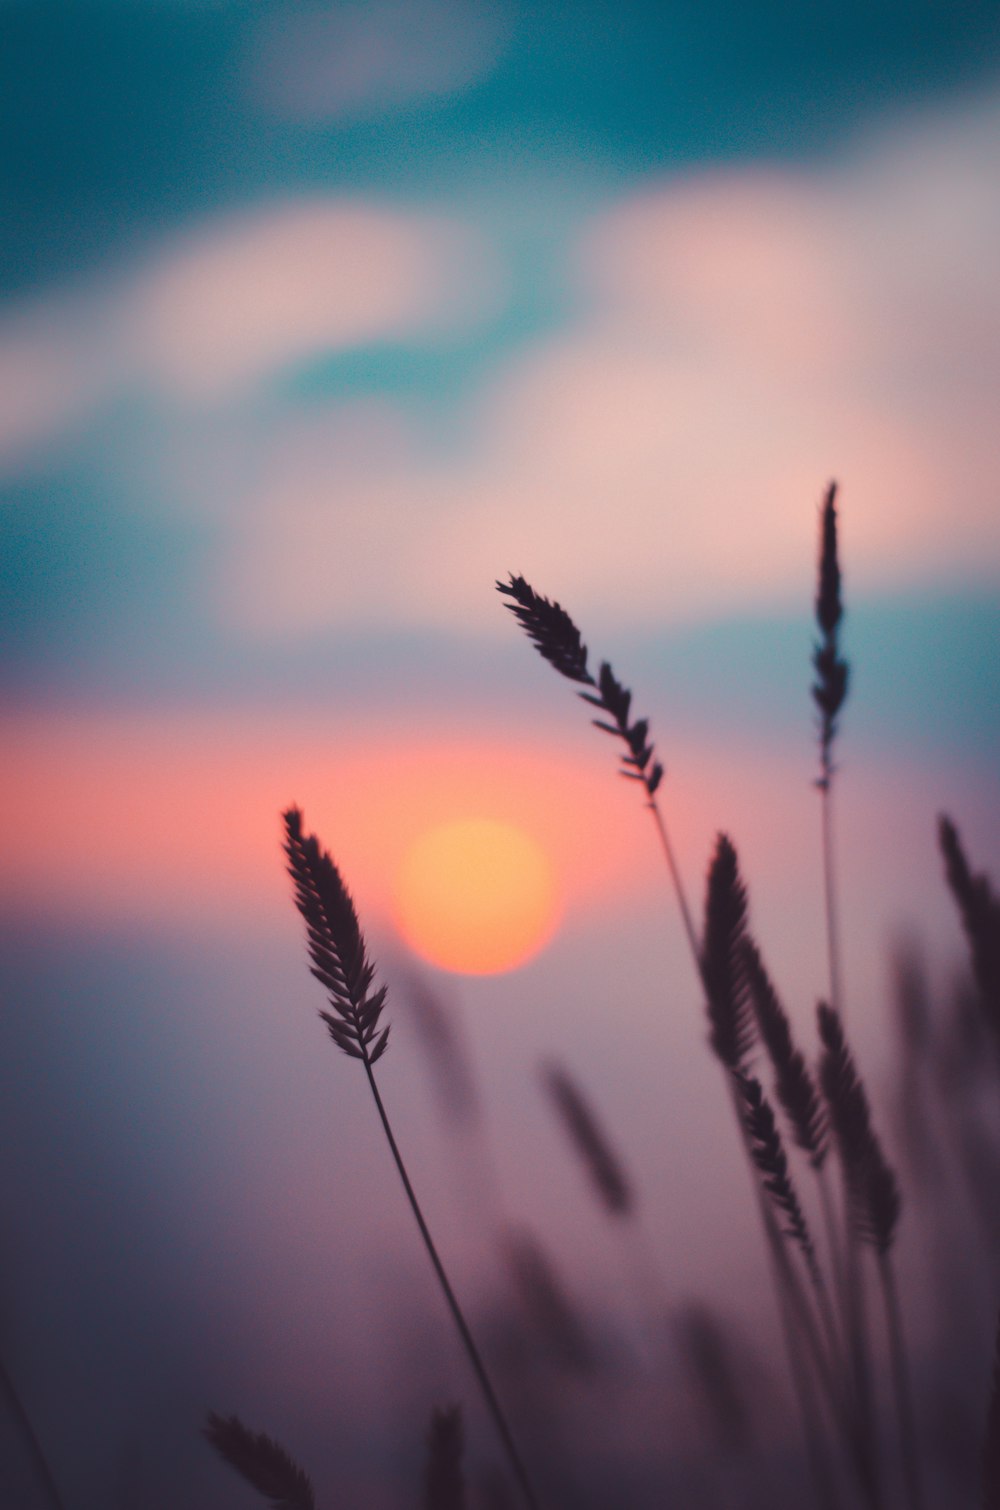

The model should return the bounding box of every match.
[394,818,559,976]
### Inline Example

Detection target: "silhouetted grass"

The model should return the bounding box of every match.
[423,1405,466,1510]
[202,1413,316,1509]
[185,484,998,1508]
[281,807,542,1510]
[813,482,849,1018]
[541,1061,634,1221]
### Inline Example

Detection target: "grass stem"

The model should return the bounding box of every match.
[363,1058,542,1510]
[0,1354,65,1510]
[822,782,844,1018]
[878,1254,925,1510]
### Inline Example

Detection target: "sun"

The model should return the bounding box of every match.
[393,818,560,976]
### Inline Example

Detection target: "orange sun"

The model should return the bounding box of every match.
[394,818,560,976]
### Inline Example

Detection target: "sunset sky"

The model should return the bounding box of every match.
[2,3,999,1505]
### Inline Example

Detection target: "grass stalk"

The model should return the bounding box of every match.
[647,797,701,966]
[984,1311,1000,1510]
[423,1405,466,1510]
[283,807,542,1510]
[812,481,850,1020]
[877,1253,925,1510]
[363,1056,541,1510]
[819,1001,925,1510]
[0,1354,65,1510]
[816,1157,850,1364]
[498,574,866,1493]
[821,781,844,1018]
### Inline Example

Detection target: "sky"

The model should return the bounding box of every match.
[2,3,1000,1507]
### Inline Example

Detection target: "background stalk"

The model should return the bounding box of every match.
[0,1355,65,1510]
[877,1254,925,1510]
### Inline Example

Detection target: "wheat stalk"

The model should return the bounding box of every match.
[501,1225,597,1375]
[742,940,849,1358]
[700,841,849,1510]
[203,1412,316,1509]
[0,1355,66,1510]
[541,1060,634,1219]
[498,577,850,1501]
[497,573,698,959]
[423,1405,466,1510]
[938,814,1000,1054]
[734,1071,820,1276]
[812,482,850,1019]
[283,807,542,1510]
[818,1003,925,1510]
[984,1312,1000,1510]
[742,941,828,1168]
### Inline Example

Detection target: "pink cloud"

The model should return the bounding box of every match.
[0,303,113,464]
[0,197,498,459]
[579,167,863,380]
[131,199,498,400]
[217,90,1000,636]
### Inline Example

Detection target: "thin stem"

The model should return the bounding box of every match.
[878,1253,925,1510]
[841,1197,883,1510]
[647,799,701,969]
[821,781,844,1018]
[362,1058,542,1510]
[772,1261,843,1510]
[811,1256,847,1398]
[0,1353,65,1510]
[817,1160,849,1356]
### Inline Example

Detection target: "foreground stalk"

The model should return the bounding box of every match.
[283,807,542,1510]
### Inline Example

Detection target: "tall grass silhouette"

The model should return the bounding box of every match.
[280,806,541,1510]
[203,1413,316,1509]
[498,561,860,1506]
[813,482,850,1018]
[189,484,999,1507]
[493,483,987,1510]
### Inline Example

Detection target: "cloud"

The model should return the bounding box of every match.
[3,89,999,637]
[129,199,498,400]
[214,88,1000,637]
[0,197,498,459]
[247,0,512,119]
[0,302,113,463]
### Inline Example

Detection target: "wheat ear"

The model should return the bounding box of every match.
[733,1070,841,1365]
[497,573,699,960]
[812,482,849,1018]
[742,940,848,1359]
[541,1060,634,1219]
[282,808,542,1510]
[203,1412,315,1509]
[938,815,1000,1054]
